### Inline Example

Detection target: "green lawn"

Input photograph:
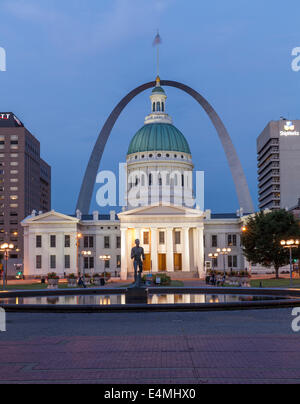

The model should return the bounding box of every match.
[1,283,68,291]
[250,278,300,289]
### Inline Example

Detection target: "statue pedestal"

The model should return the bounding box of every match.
[125,286,147,304]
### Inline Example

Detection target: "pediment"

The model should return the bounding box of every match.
[118,204,203,218]
[22,210,79,225]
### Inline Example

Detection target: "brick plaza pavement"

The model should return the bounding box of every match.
[0,309,299,384]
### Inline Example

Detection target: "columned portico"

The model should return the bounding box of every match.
[118,204,205,280]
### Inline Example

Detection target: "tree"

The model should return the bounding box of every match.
[241,210,300,279]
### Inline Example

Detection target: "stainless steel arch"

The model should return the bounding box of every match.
[76,80,254,214]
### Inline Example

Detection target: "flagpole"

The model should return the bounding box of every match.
[157,44,159,76]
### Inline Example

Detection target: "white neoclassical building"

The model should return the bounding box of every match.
[22,78,252,279]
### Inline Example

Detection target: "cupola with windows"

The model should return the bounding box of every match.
[126,77,194,208]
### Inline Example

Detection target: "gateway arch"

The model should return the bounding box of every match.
[76,80,254,214]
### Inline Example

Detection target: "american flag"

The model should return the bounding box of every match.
[153,32,162,46]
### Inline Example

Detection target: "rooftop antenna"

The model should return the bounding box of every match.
[153,30,162,79]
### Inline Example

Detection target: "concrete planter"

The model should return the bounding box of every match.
[67,279,77,288]
[47,279,59,289]
[84,278,91,286]
[93,278,101,286]
[226,276,250,287]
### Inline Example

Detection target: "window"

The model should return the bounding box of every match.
[175,231,181,245]
[84,236,94,248]
[10,170,18,175]
[116,236,121,249]
[10,179,18,183]
[104,236,110,249]
[36,235,42,248]
[50,235,56,248]
[159,231,165,244]
[50,255,56,269]
[36,255,42,269]
[84,256,94,269]
[64,255,70,269]
[212,257,218,268]
[212,235,218,248]
[228,255,238,268]
[105,260,110,269]
[10,187,18,191]
[10,162,18,166]
[10,195,18,200]
[64,235,70,248]
[143,232,149,245]
[117,255,121,268]
[10,204,18,208]
[156,102,161,112]
[228,234,237,247]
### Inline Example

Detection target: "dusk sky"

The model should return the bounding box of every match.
[1,0,300,214]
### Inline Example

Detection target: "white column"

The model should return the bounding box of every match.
[196,226,205,278]
[193,228,198,272]
[120,228,128,280]
[166,228,174,272]
[151,228,158,273]
[182,227,190,272]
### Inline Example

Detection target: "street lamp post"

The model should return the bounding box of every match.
[99,255,111,283]
[81,250,91,282]
[0,243,14,290]
[280,239,300,288]
[216,248,232,276]
[208,253,219,273]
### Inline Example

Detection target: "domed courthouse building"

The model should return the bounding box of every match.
[22,78,249,279]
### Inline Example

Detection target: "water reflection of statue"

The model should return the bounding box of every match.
[131,239,145,287]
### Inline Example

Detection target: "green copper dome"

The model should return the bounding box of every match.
[152,86,165,94]
[127,123,191,155]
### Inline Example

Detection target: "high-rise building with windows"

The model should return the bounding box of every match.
[0,112,51,270]
[257,119,300,211]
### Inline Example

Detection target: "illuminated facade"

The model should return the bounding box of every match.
[22,81,249,279]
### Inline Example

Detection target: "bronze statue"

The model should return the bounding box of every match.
[131,239,145,287]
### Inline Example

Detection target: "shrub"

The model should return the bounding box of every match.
[67,273,76,279]
[47,272,59,280]
[155,273,171,286]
